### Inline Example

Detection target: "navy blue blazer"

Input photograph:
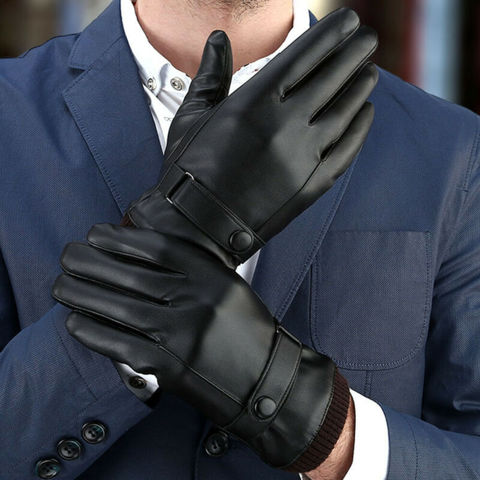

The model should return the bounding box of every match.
[1,1,480,479]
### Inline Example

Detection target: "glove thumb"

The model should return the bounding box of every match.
[183,30,232,112]
[165,30,233,156]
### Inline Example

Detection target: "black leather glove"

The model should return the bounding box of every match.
[121,8,379,268]
[52,224,351,472]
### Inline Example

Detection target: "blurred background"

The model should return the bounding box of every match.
[0,0,479,113]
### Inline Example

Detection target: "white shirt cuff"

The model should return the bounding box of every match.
[343,389,390,480]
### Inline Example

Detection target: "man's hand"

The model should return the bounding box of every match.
[122,8,379,268]
[52,223,352,473]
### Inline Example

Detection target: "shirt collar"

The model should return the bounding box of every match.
[120,0,311,96]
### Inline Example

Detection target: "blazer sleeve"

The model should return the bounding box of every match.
[0,250,152,479]
[382,115,480,480]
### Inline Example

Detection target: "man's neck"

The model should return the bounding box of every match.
[134,0,294,78]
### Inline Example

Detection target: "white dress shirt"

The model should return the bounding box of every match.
[119,0,390,477]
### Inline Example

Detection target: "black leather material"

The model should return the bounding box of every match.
[52,224,349,470]
[122,8,379,268]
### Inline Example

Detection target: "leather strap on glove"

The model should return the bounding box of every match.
[53,224,350,472]
[122,8,378,268]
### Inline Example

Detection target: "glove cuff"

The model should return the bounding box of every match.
[284,368,350,473]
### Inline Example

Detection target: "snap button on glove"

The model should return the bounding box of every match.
[52,224,350,472]
[121,8,379,268]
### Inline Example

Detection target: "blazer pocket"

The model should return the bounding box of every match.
[311,230,432,370]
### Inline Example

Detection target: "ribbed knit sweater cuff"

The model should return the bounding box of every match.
[120,214,135,227]
[283,369,350,473]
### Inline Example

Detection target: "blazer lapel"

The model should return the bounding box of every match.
[252,154,360,321]
[63,0,163,215]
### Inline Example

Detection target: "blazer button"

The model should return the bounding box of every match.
[35,458,61,479]
[81,421,107,444]
[203,430,229,457]
[57,438,83,460]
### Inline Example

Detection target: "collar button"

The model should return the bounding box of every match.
[170,77,185,91]
[147,77,157,92]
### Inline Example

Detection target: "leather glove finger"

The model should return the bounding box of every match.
[309,62,378,142]
[59,242,184,302]
[285,25,377,109]
[65,311,164,376]
[164,30,233,159]
[251,7,361,93]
